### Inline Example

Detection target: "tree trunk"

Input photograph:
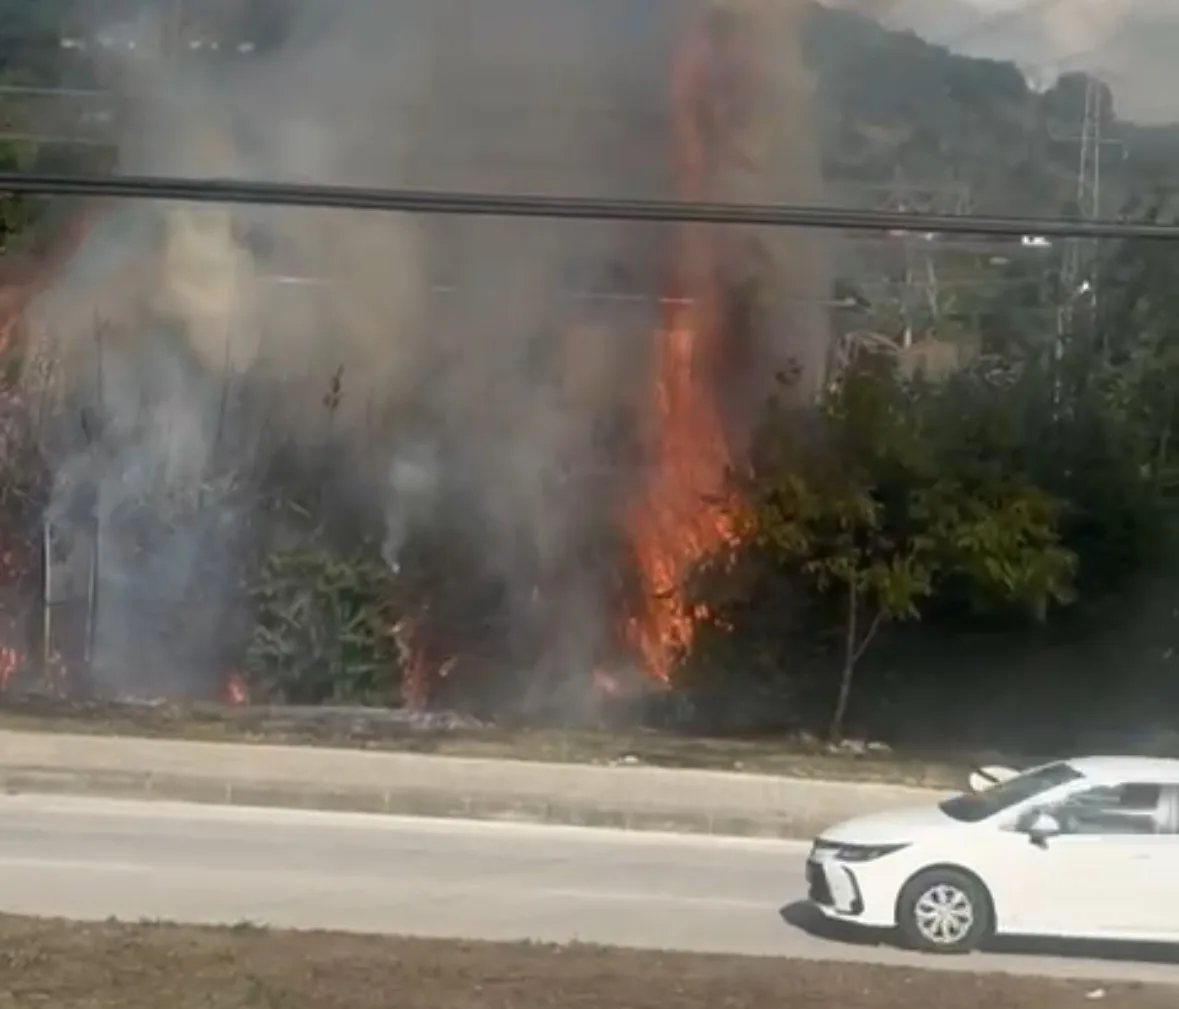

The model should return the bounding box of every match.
[828,582,857,742]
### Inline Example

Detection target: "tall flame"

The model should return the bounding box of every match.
[623,4,748,682]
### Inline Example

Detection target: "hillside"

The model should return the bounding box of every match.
[805,4,1179,219]
[0,2,1174,223]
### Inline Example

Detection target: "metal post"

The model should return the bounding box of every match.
[42,514,99,696]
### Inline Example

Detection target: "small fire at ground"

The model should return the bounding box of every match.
[223,671,249,706]
[593,668,622,697]
[394,613,430,710]
[0,647,18,691]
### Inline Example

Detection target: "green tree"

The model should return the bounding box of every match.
[753,462,934,742]
[689,355,1076,741]
[1095,205,1179,497]
[0,141,41,252]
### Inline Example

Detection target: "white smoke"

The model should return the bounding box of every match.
[21,0,830,706]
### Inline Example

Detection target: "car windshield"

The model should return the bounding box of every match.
[939,762,1084,823]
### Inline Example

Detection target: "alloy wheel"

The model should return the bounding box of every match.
[912,883,975,946]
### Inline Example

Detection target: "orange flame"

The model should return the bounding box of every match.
[0,549,26,694]
[223,671,249,706]
[0,209,96,359]
[624,292,738,682]
[622,6,747,682]
[0,647,18,691]
[593,668,622,697]
[393,614,430,710]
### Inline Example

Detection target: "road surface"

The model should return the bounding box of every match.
[0,794,1176,984]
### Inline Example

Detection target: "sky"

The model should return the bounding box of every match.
[864,0,1179,123]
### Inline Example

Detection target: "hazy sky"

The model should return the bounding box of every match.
[868,0,1179,122]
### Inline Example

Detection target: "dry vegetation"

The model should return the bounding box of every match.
[0,916,1170,1009]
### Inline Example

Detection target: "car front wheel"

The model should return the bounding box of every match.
[896,868,992,954]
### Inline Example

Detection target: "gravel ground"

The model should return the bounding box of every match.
[0,916,1168,1009]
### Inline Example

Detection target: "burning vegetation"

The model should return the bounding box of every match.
[0,0,828,714]
[622,7,745,683]
[624,1,820,684]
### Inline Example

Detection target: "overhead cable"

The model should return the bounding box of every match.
[0,171,1176,241]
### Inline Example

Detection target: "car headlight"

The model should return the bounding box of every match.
[814,842,909,862]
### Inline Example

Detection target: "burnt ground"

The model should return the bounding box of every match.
[0,694,1004,788]
[0,917,1168,1009]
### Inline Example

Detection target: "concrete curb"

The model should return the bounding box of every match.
[0,729,954,839]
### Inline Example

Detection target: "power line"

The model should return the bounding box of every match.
[0,132,114,147]
[0,84,108,99]
[0,171,1177,240]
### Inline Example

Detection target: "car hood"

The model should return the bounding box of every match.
[818,803,962,845]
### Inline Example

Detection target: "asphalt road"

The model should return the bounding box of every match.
[0,795,1176,985]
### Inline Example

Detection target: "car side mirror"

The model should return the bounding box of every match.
[1024,811,1062,847]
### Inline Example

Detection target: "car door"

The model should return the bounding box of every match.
[993,782,1164,940]
[1126,785,1179,939]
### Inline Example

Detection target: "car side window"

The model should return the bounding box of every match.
[1048,782,1163,836]
[1161,786,1179,835]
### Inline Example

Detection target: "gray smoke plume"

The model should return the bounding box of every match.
[21,0,830,707]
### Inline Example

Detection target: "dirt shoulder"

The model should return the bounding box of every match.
[0,916,1167,1009]
[0,696,996,788]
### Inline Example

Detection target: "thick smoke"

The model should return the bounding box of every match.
[21,0,830,707]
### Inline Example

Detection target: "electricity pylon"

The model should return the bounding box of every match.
[1051,76,1121,364]
[875,171,971,349]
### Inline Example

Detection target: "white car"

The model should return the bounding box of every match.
[806,755,1179,954]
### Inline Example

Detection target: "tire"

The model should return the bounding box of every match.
[896,868,992,954]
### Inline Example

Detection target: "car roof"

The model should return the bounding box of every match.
[1066,755,1179,785]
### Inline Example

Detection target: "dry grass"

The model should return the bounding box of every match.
[0,695,988,787]
[0,916,1168,1009]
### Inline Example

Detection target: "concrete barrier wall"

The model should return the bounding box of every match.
[0,729,955,839]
